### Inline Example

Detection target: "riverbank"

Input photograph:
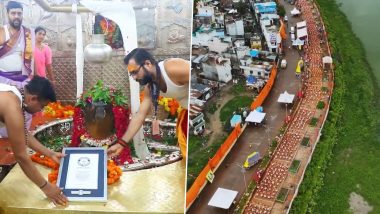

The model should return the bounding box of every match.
[290,0,380,213]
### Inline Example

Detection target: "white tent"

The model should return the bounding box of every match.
[278,91,295,104]
[246,110,266,123]
[290,8,301,15]
[297,28,308,40]
[208,188,238,209]
[322,56,333,69]
[322,56,333,64]
[296,21,307,29]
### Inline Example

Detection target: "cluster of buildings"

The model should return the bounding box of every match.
[189,0,286,135]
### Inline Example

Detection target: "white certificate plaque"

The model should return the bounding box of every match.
[65,154,98,189]
[57,147,107,202]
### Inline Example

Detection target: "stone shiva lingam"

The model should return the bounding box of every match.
[70,80,132,165]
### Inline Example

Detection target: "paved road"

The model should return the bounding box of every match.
[187,4,303,213]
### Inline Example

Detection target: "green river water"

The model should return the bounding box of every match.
[337,0,380,84]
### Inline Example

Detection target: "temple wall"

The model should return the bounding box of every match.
[0,0,192,103]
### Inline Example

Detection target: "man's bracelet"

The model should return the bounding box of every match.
[39,181,48,189]
[118,139,129,147]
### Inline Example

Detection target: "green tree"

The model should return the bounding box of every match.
[234,0,247,15]
[277,5,286,17]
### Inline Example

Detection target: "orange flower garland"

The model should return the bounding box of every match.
[43,102,75,119]
[107,160,123,185]
[44,159,123,185]
[140,92,182,116]
[48,170,59,184]
[30,153,59,170]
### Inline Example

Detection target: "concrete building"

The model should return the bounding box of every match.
[250,34,262,50]
[208,37,230,54]
[239,57,273,79]
[226,19,244,36]
[189,90,207,135]
[260,14,282,53]
[197,3,215,23]
[192,27,218,46]
[236,46,250,60]
[214,12,225,28]
[201,54,232,83]
[191,82,213,101]
[190,112,206,135]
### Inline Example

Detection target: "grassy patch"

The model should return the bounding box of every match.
[301,137,310,147]
[317,101,325,109]
[309,117,318,126]
[219,96,252,123]
[289,160,301,174]
[276,188,289,203]
[187,135,209,189]
[187,134,226,189]
[231,80,246,95]
[206,102,218,114]
[290,0,380,213]
[270,140,278,153]
[279,125,286,134]
[259,154,270,170]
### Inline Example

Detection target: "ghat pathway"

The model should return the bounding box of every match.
[188,7,302,214]
[244,0,333,213]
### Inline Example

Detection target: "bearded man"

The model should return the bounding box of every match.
[107,48,189,159]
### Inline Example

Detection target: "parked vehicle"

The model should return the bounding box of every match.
[291,32,295,42]
[243,151,261,169]
[290,26,295,34]
[290,27,295,41]
[281,59,287,69]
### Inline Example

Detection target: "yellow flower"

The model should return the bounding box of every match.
[177,106,182,113]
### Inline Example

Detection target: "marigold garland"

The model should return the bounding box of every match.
[47,160,122,185]
[140,93,182,116]
[43,102,75,119]
[107,160,123,185]
[48,170,59,184]
[30,153,59,170]
[158,97,182,116]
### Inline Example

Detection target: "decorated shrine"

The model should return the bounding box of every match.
[32,81,182,172]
